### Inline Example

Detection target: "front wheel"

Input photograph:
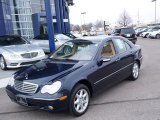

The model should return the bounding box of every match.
[69,84,90,116]
[0,55,7,70]
[156,34,160,39]
[129,62,139,81]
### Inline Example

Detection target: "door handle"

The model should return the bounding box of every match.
[116,58,120,62]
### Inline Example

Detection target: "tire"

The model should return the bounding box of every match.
[129,62,139,81]
[156,34,160,39]
[0,55,7,70]
[146,34,149,38]
[69,84,90,116]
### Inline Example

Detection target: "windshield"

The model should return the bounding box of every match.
[50,41,100,61]
[0,36,27,46]
[55,34,72,41]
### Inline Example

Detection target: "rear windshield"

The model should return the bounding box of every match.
[121,28,135,34]
[0,36,27,46]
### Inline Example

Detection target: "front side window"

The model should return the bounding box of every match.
[113,39,126,54]
[50,41,100,61]
[125,42,132,50]
[101,41,116,57]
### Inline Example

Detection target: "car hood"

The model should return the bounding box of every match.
[2,44,41,54]
[14,59,88,84]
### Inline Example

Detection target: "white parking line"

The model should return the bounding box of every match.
[0,78,10,88]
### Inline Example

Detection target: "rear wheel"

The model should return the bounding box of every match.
[156,34,160,39]
[129,62,139,81]
[69,84,90,116]
[0,55,7,70]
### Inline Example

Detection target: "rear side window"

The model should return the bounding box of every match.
[113,39,127,54]
[112,29,121,34]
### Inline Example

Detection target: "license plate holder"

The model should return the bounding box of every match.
[16,96,28,106]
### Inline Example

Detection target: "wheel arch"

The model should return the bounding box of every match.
[72,79,93,97]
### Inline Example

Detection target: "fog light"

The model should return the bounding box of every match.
[48,106,54,110]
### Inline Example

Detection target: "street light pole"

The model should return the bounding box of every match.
[155,0,157,24]
[152,0,157,24]
[81,12,86,25]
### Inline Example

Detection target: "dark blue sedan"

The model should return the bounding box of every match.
[6,36,143,116]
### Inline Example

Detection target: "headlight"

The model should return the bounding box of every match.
[41,81,61,94]
[3,51,20,59]
[8,75,15,87]
[39,50,45,56]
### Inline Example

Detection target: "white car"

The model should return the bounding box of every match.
[141,28,160,38]
[0,35,46,70]
[149,30,160,39]
[30,34,72,53]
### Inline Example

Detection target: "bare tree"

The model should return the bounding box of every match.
[71,24,81,31]
[118,10,132,27]
[94,20,104,29]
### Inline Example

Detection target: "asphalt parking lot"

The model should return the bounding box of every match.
[0,38,160,120]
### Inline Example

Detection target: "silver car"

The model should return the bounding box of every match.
[30,34,72,53]
[0,35,46,70]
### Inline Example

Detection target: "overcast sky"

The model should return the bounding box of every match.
[69,0,160,25]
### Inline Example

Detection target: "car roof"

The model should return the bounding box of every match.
[0,35,21,38]
[73,35,121,43]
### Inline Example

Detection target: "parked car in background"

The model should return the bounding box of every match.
[30,34,72,53]
[63,33,77,39]
[149,29,160,39]
[141,27,160,38]
[6,36,142,116]
[135,27,148,37]
[0,35,46,70]
[111,27,137,44]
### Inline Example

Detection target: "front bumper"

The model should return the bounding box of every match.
[5,56,46,68]
[6,86,69,111]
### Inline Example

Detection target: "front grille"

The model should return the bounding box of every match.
[14,80,38,94]
[21,52,38,58]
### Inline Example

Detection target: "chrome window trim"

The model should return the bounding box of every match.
[94,63,133,85]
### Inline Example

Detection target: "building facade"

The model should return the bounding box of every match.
[0,0,72,39]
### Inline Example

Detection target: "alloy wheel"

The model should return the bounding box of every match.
[156,34,160,39]
[0,56,5,70]
[74,89,89,114]
[132,63,139,79]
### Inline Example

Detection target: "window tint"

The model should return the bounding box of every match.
[121,28,135,34]
[113,39,126,53]
[101,41,116,57]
